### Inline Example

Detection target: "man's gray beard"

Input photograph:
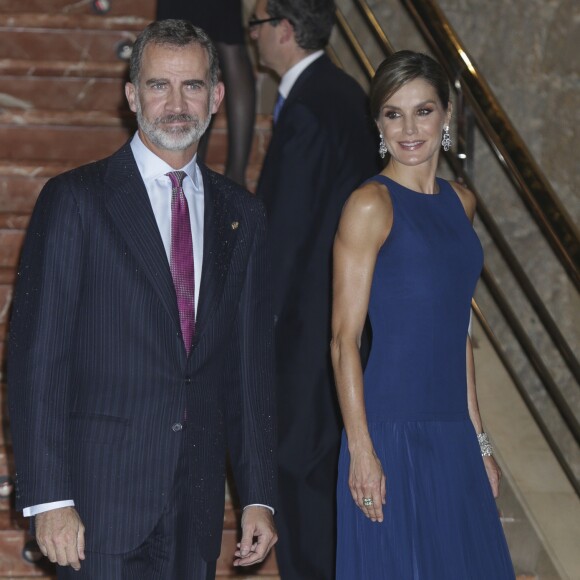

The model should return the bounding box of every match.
[136,101,212,151]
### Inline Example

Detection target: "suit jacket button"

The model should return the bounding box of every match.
[172,423,183,432]
[184,376,192,385]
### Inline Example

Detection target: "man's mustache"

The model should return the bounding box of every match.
[157,114,197,125]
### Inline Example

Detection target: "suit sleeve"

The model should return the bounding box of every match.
[226,205,277,510]
[8,177,84,510]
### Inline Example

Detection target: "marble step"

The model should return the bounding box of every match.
[0,230,23,270]
[0,115,135,164]
[1,76,132,113]
[0,447,14,483]
[0,161,68,214]
[0,385,9,448]
[0,14,148,64]
[0,0,155,18]
[0,529,54,577]
[0,13,149,31]
[0,59,130,79]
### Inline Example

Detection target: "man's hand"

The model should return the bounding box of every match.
[35,507,85,570]
[233,506,277,567]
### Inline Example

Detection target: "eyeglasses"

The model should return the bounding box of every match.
[248,15,281,28]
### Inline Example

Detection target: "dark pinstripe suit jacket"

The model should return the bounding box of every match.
[8,143,277,560]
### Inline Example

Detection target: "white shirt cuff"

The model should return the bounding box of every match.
[243,503,275,515]
[23,500,75,517]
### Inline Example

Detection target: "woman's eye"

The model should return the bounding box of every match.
[418,108,433,116]
[385,111,399,119]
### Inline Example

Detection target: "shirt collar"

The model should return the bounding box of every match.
[130,132,202,190]
[278,50,325,99]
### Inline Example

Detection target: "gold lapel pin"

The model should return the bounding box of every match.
[231,221,239,230]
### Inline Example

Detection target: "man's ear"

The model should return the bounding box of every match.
[211,81,225,114]
[125,82,137,113]
[279,18,295,44]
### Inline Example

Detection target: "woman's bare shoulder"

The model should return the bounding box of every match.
[344,180,392,218]
[339,180,393,246]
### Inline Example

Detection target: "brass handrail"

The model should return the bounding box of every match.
[353,0,395,54]
[335,8,375,79]
[401,0,580,290]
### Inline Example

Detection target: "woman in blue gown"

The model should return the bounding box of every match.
[331,51,514,579]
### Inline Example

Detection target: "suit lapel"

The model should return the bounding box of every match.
[102,147,239,358]
[194,165,239,344]
[103,144,182,336]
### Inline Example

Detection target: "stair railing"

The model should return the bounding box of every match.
[401,0,580,290]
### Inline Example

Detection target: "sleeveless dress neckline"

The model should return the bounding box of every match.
[377,173,443,196]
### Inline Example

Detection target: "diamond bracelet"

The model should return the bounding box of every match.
[477,432,494,457]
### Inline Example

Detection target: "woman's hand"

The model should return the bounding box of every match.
[348,445,386,522]
[483,455,502,498]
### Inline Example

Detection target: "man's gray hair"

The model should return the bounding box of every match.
[129,19,220,86]
[266,0,335,51]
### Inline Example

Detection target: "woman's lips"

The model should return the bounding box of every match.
[398,140,425,150]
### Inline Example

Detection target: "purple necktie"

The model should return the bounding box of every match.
[167,171,196,354]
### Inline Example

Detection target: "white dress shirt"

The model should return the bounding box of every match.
[24,133,272,517]
[278,50,324,100]
[131,132,205,311]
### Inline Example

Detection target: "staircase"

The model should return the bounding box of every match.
[0,1,276,577]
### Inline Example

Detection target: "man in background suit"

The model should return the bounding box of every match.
[250,1,378,578]
[8,20,277,579]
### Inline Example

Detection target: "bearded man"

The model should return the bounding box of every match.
[8,19,277,580]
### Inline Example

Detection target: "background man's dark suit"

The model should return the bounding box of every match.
[256,54,378,578]
[8,142,276,566]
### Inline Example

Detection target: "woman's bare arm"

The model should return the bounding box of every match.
[331,181,392,522]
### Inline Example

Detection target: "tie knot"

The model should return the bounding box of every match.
[166,171,187,190]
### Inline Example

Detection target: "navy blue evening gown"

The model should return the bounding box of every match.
[336,175,514,579]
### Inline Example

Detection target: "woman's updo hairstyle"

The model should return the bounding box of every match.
[370,50,450,120]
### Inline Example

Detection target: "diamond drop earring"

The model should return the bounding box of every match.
[379,133,388,159]
[442,125,451,152]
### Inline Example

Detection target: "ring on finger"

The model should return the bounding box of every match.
[362,497,373,507]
